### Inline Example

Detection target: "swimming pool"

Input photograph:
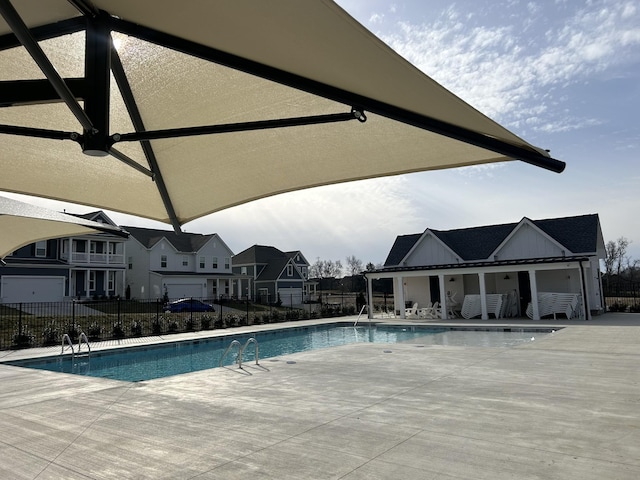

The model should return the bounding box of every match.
[4,323,555,382]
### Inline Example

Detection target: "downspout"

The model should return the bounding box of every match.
[579,261,590,321]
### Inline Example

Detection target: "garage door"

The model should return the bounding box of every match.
[165,284,202,300]
[278,288,303,306]
[1,276,65,303]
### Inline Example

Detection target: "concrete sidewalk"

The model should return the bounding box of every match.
[1,315,639,479]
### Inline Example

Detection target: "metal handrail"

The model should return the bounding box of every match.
[219,339,241,368]
[78,332,91,355]
[354,305,367,326]
[240,338,259,366]
[61,333,75,357]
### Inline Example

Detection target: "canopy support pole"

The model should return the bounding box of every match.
[82,12,112,156]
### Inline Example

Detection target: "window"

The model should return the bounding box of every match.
[89,271,96,291]
[108,271,115,291]
[199,256,205,269]
[241,266,247,275]
[161,255,167,268]
[301,266,308,279]
[287,264,293,276]
[128,256,133,269]
[35,240,47,257]
[224,257,230,269]
[212,256,218,268]
[182,255,189,267]
[108,242,117,255]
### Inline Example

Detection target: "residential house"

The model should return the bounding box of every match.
[232,245,316,305]
[365,214,606,320]
[124,226,234,300]
[0,211,127,303]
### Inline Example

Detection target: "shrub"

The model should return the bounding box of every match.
[12,323,34,349]
[64,322,81,342]
[130,320,143,336]
[42,321,59,346]
[152,316,163,334]
[608,303,628,312]
[167,316,179,333]
[184,317,196,332]
[112,322,125,339]
[88,322,102,341]
[200,314,213,330]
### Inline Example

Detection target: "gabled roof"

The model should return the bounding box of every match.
[256,257,292,282]
[384,214,601,266]
[285,250,309,266]
[233,245,306,282]
[124,226,215,253]
[384,234,422,266]
[233,245,287,265]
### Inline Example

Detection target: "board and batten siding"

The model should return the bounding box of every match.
[495,224,565,261]
[405,233,458,266]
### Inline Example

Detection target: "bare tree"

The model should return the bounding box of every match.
[605,237,630,277]
[345,255,363,276]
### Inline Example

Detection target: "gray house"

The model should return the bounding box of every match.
[124,226,235,300]
[232,245,315,306]
[0,211,127,303]
[365,214,606,321]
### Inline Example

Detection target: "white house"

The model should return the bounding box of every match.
[124,226,235,300]
[365,214,606,321]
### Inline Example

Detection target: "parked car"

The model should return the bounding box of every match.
[163,298,215,313]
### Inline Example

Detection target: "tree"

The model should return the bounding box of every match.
[309,258,343,291]
[605,237,630,277]
[345,255,364,291]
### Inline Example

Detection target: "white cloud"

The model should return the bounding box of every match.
[378,0,640,133]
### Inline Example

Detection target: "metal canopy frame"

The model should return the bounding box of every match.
[0,0,566,232]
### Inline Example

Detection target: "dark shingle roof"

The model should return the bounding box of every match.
[124,226,214,252]
[384,214,600,266]
[233,245,286,265]
[383,234,422,266]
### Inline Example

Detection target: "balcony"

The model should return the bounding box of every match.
[62,252,125,266]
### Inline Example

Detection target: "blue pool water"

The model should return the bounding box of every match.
[4,324,554,382]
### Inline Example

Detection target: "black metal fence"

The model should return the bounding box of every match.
[602,275,640,312]
[0,295,365,351]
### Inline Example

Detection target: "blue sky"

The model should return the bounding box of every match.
[8,0,640,268]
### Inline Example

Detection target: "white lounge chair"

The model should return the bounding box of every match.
[405,302,418,318]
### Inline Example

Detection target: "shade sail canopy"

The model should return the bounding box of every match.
[0,195,128,260]
[0,0,565,231]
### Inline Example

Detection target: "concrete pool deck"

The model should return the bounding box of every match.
[1,314,639,479]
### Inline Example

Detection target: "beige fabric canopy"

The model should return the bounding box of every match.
[0,195,127,260]
[0,0,565,231]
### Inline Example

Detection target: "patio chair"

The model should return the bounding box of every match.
[405,302,419,318]
[419,302,440,319]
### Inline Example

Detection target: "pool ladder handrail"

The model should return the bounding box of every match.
[61,333,75,357]
[219,338,259,369]
[242,338,260,367]
[219,339,241,368]
[78,332,91,356]
[354,304,368,326]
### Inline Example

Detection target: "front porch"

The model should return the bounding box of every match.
[365,257,603,321]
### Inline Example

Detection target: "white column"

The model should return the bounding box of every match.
[438,274,448,319]
[529,270,540,320]
[396,277,406,318]
[479,272,488,320]
[367,275,374,320]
